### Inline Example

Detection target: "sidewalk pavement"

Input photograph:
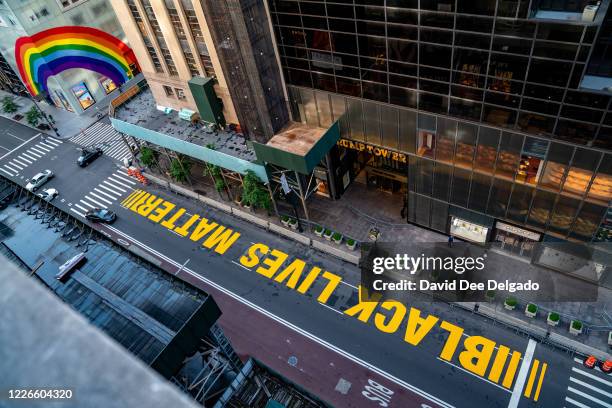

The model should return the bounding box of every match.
[142,169,612,356]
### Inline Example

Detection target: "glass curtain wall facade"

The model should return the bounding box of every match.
[268,0,612,244]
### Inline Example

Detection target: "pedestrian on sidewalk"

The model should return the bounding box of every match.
[448,235,454,248]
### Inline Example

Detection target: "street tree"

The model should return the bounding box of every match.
[1,96,18,114]
[140,146,156,168]
[241,170,271,212]
[25,106,43,127]
[169,156,191,183]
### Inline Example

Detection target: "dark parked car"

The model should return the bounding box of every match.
[85,208,116,224]
[77,147,103,167]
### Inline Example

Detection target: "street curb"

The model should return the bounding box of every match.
[457,302,611,360]
[142,172,361,265]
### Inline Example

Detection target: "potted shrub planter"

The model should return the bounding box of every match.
[525,303,538,318]
[281,215,290,227]
[504,297,517,311]
[288,218,298,230]
[346,238,357,250]
[547,312,560,327]
[314,225,324,237]
[569,320,583,335]
[332,232,343,245]
[485,290,496,302]
[323,229,333,241]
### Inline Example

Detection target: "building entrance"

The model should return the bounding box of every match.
[493,221,541,258]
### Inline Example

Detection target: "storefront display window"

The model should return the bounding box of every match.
[494,221,541,258]
[495,131,523,180]
[528,189,556,227]
[99,76,117,94]
[549,196,580,235]
[455,122,477,168]
[450,216,489,243]
[539,143,573,191]
[570,202,607,240]
[561,148,600,199]
[71,82,95,110]
[474,126,499,173]
[588,155,612,205]
[487,178,512,217]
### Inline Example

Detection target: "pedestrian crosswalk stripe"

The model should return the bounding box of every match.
[39,142,55,150]
[85,196,108,209]
[29,146,46,155]
[107,176,132,190]
[17,155,32,164]
[26,149,42,158]
[35,144,51,152]
[9,161,23,170]
[44,138,60,147]
[89,192,112,205]
[567,386,611,407]
[46,136,62,144]
[570,377,612,398]
[79,199,96,209]
[0,167,15,176]
[70,207,85,217]
[103,179,127,193]
[112,173,136,185]
[99,183,123,196]
[21,152,37,161]
[74,203,88,212]
[12,158,29,167]
[566,396,592,408]
[4,163,20,172]
[70,123,132,162]
[572,367,612,387]
[93,188,117,201]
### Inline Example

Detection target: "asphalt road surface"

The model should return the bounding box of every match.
[0,116,609,408]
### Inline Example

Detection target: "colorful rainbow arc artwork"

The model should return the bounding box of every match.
[15,26,139,97]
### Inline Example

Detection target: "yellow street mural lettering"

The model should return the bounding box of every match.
[438,320,464,361]
[122,194,549,400]
[457,336,496,377]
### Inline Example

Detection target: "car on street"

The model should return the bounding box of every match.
[85,208,116,224]
[36,188,59,202]
[25,170,53,192]
[584,355,598,369]
[77,147,103,167]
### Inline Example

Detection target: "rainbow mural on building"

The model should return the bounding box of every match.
[15,26,139,97]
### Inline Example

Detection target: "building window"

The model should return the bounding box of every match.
[159,42,178,76]
[176,88,186,100]
[163,85,174,97]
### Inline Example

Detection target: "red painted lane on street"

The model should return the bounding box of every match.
[98,224,453,408]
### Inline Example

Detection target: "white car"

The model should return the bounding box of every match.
[37,187,59,202]
[26,170,53,192]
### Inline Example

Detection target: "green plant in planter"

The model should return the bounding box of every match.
[505,297,517,307]
[281,215,289,222]
[527,303,537,313]
[332,232,342,241]
[25,106,42,127]
[347,238,355,246]
[485,290,496,301]
[1,96,17,113]
[548,312,560,322]
[571,320,582,331]
[323,229,332,237]
[314,225,323,233]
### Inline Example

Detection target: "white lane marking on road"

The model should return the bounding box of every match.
[12,157,28,167]
[70,208,85,217]
[437,357,511,393]
[572,367,612,387]
[4,164,19,173]
[29,146,47,155]
[107,176,133,190]
[93,188,117,201]
[0,133,39,160]
[79,199,96,209]
[20,152,37,161]
[17,155,32,164]
[111,173,136,185]
[6,132,25,141]
[0,145,9,151]
[507,338,537,408]
[570,377,612,398]
[97,183,122,197]
[44,138,61,146]
[567,386,612,407]
[230,260,251,271]
[46,136,62,144]
[102,180,126,193]
[39,142,55,150]
[104,224,455,408]
[84,195,108,208]
[0,167,15,176]
[319,302,344,315]
[8,161,23,170]
[566,396,592,408]
[74,203,88,212]
[89,192,112,205]
[341,281,358,290]
[34,144,51,152]
[26,149,42,158]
